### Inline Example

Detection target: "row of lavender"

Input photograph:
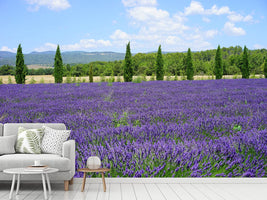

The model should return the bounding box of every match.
[0,79,266,177]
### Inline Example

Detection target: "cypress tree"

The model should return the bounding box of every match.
[242,46,250,79]
[186,48,194,80]
[54,45,63,83]
[264,57,267,78]
[156,45,164,80]
[89,64,93,82]
[15,44,27,84]
[123,42,133,82]
[215,45,223,79]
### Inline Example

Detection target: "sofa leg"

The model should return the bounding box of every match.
[69,177,74,185]
[64,180,69,191]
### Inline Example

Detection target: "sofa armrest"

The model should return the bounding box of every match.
[62,140,75,177]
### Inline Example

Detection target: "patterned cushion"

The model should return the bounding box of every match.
[41,126,70,155]
[16,127,44,154]
[0,135,16,155]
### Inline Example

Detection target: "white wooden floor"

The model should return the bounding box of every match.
[1,178,267,200]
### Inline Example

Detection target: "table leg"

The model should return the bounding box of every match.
[101,172,106,192]
[16,174,20,195]
[9,174,16,199]
[45,174,52,195]
[81,172,87,192]
[41,174,48,200]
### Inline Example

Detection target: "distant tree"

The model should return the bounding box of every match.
[156,45,164,80]
[186,48,194,80]
[15,44,27,84]
[89,64,93,82]
[0,65,14,75]
[54,45,63,83]
[66,64,71,72]
[264,57,267,78]
[242,46,250,79]
[123,42,133,82]
[215,45,223,79]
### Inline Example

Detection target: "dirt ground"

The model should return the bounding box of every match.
[0,75,263,84]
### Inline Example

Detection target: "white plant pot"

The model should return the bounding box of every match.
[87,156,101,169]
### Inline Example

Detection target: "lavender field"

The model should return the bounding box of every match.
[0,79,267,178]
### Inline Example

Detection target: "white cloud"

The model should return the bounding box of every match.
[228,13,254,23]
[110,30,130,41]
[202,17,210,23]
[227,13,243,22]
[25,0,70,11]
[205,30,218,38]
[207,5,231,15]
[184,1,231,16]
[0,46,17,53]
[35,39,112,52]
[111,0,218,51]
[32,0,255,52]
[165,36,182,45]
[128,7,169,22]
[122,0,157,7]
[184,1,204,15]
[223,22,246,36]
[243,15,253,22]
[126,5,187,35]
[253,44,266,49]
[34,43,57,52]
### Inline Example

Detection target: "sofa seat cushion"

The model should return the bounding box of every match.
[0,154,71,172]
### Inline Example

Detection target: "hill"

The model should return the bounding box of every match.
[0,51,125,66]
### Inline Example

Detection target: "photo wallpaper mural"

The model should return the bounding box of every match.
[0,79,266,178]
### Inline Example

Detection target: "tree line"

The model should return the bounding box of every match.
[2,43,267,84]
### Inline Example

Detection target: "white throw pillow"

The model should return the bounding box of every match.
[0,135,16,155]
[16,127,44,154]
[41,126,70,155]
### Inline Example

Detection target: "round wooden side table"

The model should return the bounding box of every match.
[77,168,111,192]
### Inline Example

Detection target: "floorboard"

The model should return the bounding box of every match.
[121,183,136,200]
[0,183,11,200]
[1,179,267,200]
[181,184,210,200]
[158,184,180,200]
[169,184,195,200]
[145,184,166,200]
[72,182,91,200]
[220,184,267,200]
[133,184,151,200]
[86,183,100,200]
[109,183,121,200]
[96,183,110,200]
[194,184,225,200]
[206,184,238,200]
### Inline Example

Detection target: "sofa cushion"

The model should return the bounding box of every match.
[3,123,66,137]
[16,127,44,154]
[0,135,16,155]
[41,126,70,155]
[0,154,71,172]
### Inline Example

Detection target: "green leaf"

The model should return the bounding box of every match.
[26,131,41,154]
[23,147,31,154]
[16,137,24,152]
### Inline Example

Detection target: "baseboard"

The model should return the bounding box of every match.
[73,177,267,184]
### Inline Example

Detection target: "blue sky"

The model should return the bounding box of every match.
[0,0,266,53]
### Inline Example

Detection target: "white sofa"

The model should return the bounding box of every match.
[0,123,75,191]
